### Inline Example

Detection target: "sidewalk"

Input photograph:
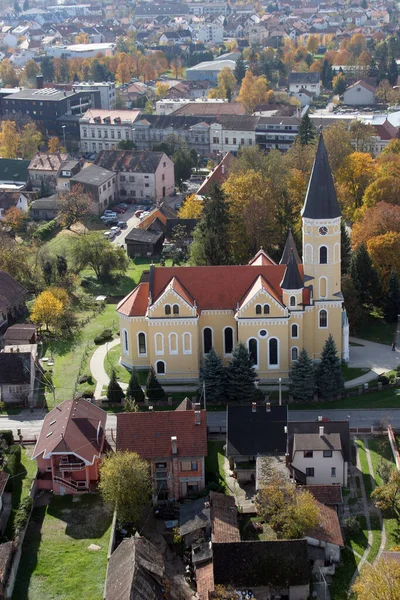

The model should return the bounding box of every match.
[90,338,120,399]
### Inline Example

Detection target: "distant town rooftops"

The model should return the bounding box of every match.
[80,109,141,124]
[4,88,82,101]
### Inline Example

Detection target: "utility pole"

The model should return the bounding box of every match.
[279,377,282,406]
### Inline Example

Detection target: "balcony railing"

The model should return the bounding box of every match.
[58,458,85,471]
[54,474,88,493]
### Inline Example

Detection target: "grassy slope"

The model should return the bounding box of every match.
[12,495,112,600]
[5,448,37,539]
[290,385,400,410]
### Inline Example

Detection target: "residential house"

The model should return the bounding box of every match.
[29,195,60,221]
[137,202,177,231]
[3,324,37,346]
[305,499,344,566]
[79,109,142,153]
[105,536,167,600]
[197,151,236,196]
[94,150,175,202]
[304,484,343,517]
[0,271,27,334]
[165,81,209,100]
[288,71,321,98]
[118,81,149,108]
[33,398,107,494]
[255,116,301,153]
[343,80,376,105]
[209,115,259,155]
[125,228,164,258]
[158,30,192,44]
[287,421,351,486]
[72,82,116,110]
[56,159,81,192]
[226,404,288,484]
[0,344,38,406]
[116,400,207,503]
[0,191,29,220]
[191,22,224,44]
[70,164,117,215]
[28,152,70,192]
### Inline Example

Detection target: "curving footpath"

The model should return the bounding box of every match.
[90,338,121,399]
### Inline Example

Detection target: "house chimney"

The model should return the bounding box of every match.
[266,402,271,412]
[251,402,256,413]
[171,435,177,454]
[284,426,288,434]
[317,415,323,422]
[194,411,201,425]
[221,164,225,174]
[319,426,324,437]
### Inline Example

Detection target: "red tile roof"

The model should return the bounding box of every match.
[33,399,107,465]
[197,152,236,196]
[117,282,149,317]
[304,484,343,505]
[196,561,214,600]
[306,500,344,547]
[374,119,397,140]
[116,409,207,459]
[161,276,195,307]
[210,492,240,543]
[248,248,276,266]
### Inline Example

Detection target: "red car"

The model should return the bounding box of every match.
[135,210,143,218]
[114,206,126,214]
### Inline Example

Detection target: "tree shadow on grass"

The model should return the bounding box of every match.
[46,495,112,540]
[4,460,27,540]
[83,274,137,298]
[11,506,45,600]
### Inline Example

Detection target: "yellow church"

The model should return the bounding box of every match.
[117,134,350,383]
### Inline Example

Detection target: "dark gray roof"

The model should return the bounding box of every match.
[280,250,303,290]
[280,229,301,265]
[4,324,36,343]
[0,270,26,314]
[216,114,259,131]
[213,540,311,588]
[30,195,59,210]
[95,150,164,174]
[105,536,165,600]
[288,421,351,463]
[134,115,215,130]
[179,496,210,536]
[0,159,29,183]
[289,71,320,84]
[0,352,31,384]
[125,229,164,244]
[4,88,82,101]
[227,405,287,457]
[301,134,341,220]
[71,164,114,186]
[294,432,342,452]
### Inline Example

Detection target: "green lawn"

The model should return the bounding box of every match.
[104,344,130,383]
[342,365,370,382]
[43,303,119,405]
[290,386,400,410]
[5,447,37,540]
[45,229,80,263]
[330,547,357,600]
[368,437,394,487]
[356,314,396,345]
[368,515,382,564]
[384,517,400,550]
[356,439,373,495]
[12,495,113,600]
[205,441,228,493]
[348,515,368,566]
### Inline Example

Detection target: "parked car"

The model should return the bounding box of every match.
[110,226,121,235]
[103,231,114,239]
[135,210,144,218]
[102,210,117,219]
[103,218,118,227]
[175,202,182,211]
[118,221,127,229]
[114,206,126,214]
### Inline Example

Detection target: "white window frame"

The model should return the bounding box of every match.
[137,331,147,356]
[182,332,192,355]
[155,332,164,355]
[122,328,129,354]
[291,323,299,339]
[156,360,166,375]
[223,326,234,356]
[318,308,328,329]
[268,337,280,369]
[168,332,178,355]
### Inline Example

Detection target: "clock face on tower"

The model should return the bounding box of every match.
[319,226,328,236]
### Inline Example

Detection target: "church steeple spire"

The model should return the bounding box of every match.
[280,229,301,265]
[280,250,303,290]
[301,133,341,220]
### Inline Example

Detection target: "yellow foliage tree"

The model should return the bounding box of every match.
[116,62,130,84]
[75,33,89,44]
[178,194,204,219]
[363,176,400,209]
[47,287,70,308]
[336,152,376,220]
[30,290,64,331]
[0,121,19,158]
[19,122,43,159]
[352,557,400,600]
[322,122,353,175]
[236,71,270,113]
[155,81,169,100]
[48,137,62,154]
[367,231,400,289]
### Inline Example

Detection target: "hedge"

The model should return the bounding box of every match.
[0,431,14,446]
[14,496,33,535]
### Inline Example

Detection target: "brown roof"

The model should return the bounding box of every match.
[172,102,246,117]
[28,153,69,172]
[4,324,37,344]
[197,151,236,196]
[32,399,107,464]
[306,500,344,547]
[0,191,23,211]
[374,119,398,141]
[210,491,240,543]
[0,270,26,315]
[0,541,13,584]
[196,561,214,600]
[303,484,343,506]
[81,109,141,125]
[116,408,207,459]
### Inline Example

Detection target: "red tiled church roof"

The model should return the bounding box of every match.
[117,282,149,317]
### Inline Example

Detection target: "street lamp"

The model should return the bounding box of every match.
[61,125,66,150]
[279,377,282,406]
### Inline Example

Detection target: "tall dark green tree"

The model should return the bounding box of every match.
[341,221,352,275]
[316,335,344,400]
[234,55,246,85]
[321,59,333,88]
[290,349,315,401]
[388,58,399,86]
[350,242,381,306]
[107,369,124,403]
[384,271,400,323]
[297,112,317,146]
[200,349,226,404]
[190,182,231,265]
[56,255,68,279]
[227,342,257,403]
[126,368,145,403]
[146,366,165,401]
[173,148,195,186]
[40,56,54,82]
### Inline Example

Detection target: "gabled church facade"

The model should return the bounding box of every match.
[117,135,350,383]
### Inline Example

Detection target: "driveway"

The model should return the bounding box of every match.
[348,337,400,374]
[110,205,140,249]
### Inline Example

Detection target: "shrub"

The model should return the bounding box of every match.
[101,329,113,340]
[378,460,393,484]
[81,388,94,398]
[344,516,361,535]
[94,336,105,344]
[14,496,33,535]
[32,219,59,241]
[377,374,390,385]
[78,375,88,384]
[0,431,14,446]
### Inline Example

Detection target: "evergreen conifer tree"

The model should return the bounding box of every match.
[227,342,257,403]
[126,368,145,403]
[200,348,227,404]
[290,348,315,401]
[388,58,399,86]
[384,270,400,323]
[321,59,333,88]
[316,335,344,400]
[297,112,317,146]
[107,369,124,403]
[234,55,246,85]
[341,221,352,275]
[146,366,165,401]
[190,182,231,266]
[350,242,381,306]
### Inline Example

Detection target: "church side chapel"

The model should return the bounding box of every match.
[117,134,349,383]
